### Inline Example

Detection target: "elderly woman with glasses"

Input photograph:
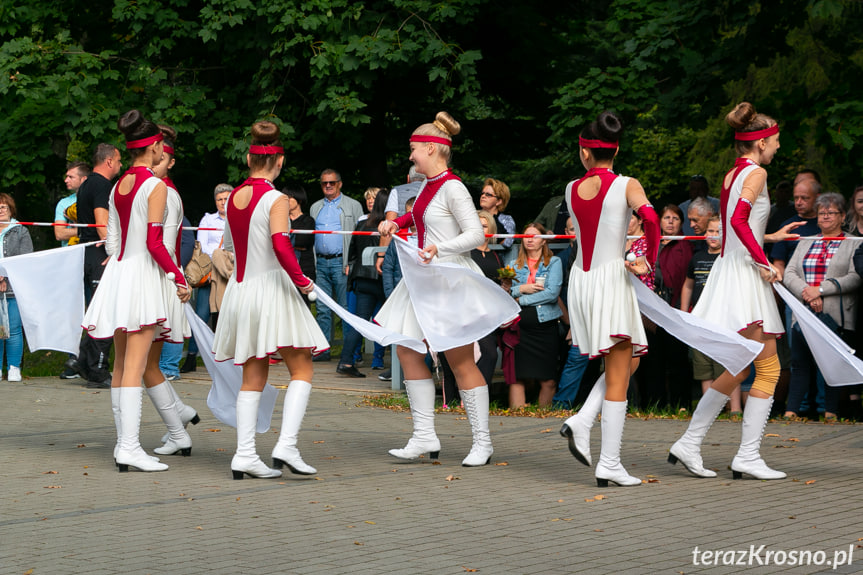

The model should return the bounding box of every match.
[0,194,33,382]
[783,193,861,420]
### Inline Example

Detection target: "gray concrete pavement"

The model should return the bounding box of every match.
[2,370,863,575]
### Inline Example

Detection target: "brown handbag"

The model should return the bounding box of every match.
[184,241,213,288]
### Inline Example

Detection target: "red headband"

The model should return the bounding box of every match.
[410,135,452,147]
[249,145,284,155]
[163,145,175,156]
[735,124,779,141]
[126,133,164,149]
[579,137,618,149]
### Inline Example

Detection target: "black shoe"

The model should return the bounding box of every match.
[180,353,197,373]
[312,353,331,363]
[378,368,392,382]
[63,358,84,378]
[336,364,366,378]
[59,368,81,380]
[86,376,111,389]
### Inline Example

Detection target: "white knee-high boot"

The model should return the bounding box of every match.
[731,396,786,480]
[112,387,121,460]
[231,390,281,479]
[159,380,200,443]
[388,379,441,460]
[668,388,729,477]
[116,386,168,472]
[560,373,606,466]
[146,382,192,456]
[460,385,493,466]
[271,380,316,475]
[594,400,640,487]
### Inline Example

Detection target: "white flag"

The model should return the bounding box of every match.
[0,244,85,354]
[184,304,278,432]
[774,282,863,386]
[630,274,763,375]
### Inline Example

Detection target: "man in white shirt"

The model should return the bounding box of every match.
[181,183,231,372]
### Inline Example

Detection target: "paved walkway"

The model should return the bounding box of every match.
[2,367,863,575]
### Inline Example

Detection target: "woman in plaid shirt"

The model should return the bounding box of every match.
[783,193,861,420]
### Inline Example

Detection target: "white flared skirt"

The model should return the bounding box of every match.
[691,249,784,335]
[82,253,170,340]
[212,269,329,364]
[567,259,648,358]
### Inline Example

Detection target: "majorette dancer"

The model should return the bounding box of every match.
[558,111,661,487]
[376,111,519,467]
[668,102,788,480]
[212,121,328,480]
[82,110,191,472]
[146,124,200,456]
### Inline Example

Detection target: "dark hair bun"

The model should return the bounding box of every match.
[118,110,145,138]
[251,121,280,145]
[158,124,177,143]
[117,109,160,142]
[726,102,756,130]
[596,111,623,141]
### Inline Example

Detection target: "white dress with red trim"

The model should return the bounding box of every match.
[82,168,171,339]
[691,161,783,334]
[212,181,328,364]
[375,171,490,342]
[566,170,648,358]
[158,178,190,343]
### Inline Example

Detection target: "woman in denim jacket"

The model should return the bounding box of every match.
[508,223,563,407]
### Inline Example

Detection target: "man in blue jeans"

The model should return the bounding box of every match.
[309,169,363,361]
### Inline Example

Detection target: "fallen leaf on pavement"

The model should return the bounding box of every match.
[765,433,780,437]
[805,480,816,485]
[42,471,58,475]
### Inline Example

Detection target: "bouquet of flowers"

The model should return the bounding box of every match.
[497,265,516,280]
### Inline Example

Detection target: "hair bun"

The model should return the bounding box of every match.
[434,112,461,137]
[118,110,145,138]
[158,124,177,143]
[726,102,756,130]
[251,121,281,145]
[596,111,623,141]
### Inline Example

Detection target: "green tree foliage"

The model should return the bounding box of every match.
[1,0,862,227]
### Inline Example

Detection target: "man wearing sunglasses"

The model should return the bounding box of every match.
[309,168,364,360]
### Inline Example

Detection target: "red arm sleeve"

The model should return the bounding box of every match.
[147,223,188,288]
[730,198,770,269]
[392,212,414,231]
[637,204,660,268]
[272,232,312,288]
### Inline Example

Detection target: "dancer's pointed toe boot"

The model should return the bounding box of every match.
[388,379,441,461]
[147,382,192,457]
[668,388,729,478]
[271,380,317,475]
[159,381,200,444]
[594,400,640,487]
[560,374,606,466]
[730,396,786,480]
[231,390,281,479]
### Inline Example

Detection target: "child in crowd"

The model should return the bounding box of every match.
[679,216,743,416]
